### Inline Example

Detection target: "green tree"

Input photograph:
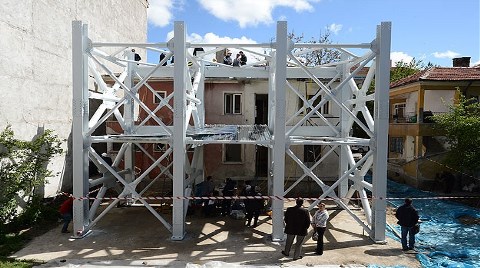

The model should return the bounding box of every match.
[432,91,480,175]
[389,58,433,83]
[0,126,63,232]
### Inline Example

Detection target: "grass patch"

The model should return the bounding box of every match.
[0,198,63,267]
[0,257,40,268]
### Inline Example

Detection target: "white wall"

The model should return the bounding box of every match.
[0,0,148,196]
[424,90,455,113]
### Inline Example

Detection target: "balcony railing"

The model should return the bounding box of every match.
[390,111,443,124]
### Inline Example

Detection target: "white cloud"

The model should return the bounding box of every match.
[390,51,414,66]
[326,23,343,35]
[197,0,321,28]
[148,0,174,27]
[166,31,257,44]
[166,31,262,61]
[432,50,461,59]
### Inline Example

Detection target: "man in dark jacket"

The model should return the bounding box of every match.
[221,178,236,216]
[395,198,420,250]
[282,198,311,260]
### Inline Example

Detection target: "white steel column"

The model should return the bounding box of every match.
[124,50,135,204]
[338,56,351,198]
[371,22,391,242]
[72,21,90,237]
[171,21,187,240]
[271,21,288,241]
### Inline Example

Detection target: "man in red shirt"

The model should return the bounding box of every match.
[59,197,73,233]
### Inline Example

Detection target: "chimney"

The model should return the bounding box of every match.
[452,57,471,67]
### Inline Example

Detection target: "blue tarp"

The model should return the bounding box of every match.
[386,179,480,268]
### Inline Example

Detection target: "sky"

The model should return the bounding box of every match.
[146,0,479,67]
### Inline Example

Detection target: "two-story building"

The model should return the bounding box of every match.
[105,75,354,195]
[388,57,480,189]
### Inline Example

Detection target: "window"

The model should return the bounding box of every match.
[153,143,168,152]
[393,103,406,118]
[304,145,321,167]
[112,143,122,152]
[153,90,167,104]
[301,83,330,116]
[224,144,243,163]
[224,93,242,114]
[299,94,329,116]
[389,137,403,153]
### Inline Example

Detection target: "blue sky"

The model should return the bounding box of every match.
[146,0,479,67]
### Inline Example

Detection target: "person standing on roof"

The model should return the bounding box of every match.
[223,50,233,65]
[239,51,247,65]
[232,53,241,67]
[395,198,420,251]
[282,198,311,260]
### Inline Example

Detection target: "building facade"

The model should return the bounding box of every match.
[388,57,480,188]
[0,0,149,196]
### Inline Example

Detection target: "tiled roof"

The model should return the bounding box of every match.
[390,67,480,88]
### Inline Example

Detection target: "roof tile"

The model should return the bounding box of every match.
[390,67,480,88]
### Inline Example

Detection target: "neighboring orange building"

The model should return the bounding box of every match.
[388,57,480,188]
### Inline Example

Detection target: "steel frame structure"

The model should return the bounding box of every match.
[72,21,391,241]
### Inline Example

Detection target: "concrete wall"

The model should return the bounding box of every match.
[0,0,148,196]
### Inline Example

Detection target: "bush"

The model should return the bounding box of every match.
[0,126,63,235]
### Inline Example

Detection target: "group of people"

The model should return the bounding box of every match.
[223,50,247,66]
[194,177,265,227]
[282,199,329,260]
[281,197,420,260]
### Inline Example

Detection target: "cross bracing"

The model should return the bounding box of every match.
[72,21,391,241]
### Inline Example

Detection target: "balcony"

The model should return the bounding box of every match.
[389,111,438,136]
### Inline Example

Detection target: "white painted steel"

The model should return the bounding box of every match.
[271,21,289,241]
[371,22,392,243]
[71,20,391,242]
[72,21,90,238]
[171,21,187,240]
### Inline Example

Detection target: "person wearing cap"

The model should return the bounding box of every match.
[223,50,233,65]
[282,198,311,260]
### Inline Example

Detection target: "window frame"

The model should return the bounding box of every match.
[389,137,404,153]
[299,82,330,116]
[153,143,168,152]
[224,93,242,115]
[153,90,167,105]
[223,143,244,164]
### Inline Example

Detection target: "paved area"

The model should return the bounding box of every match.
[12,203,420,267]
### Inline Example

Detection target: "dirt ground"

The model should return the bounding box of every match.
[12,202,420,267]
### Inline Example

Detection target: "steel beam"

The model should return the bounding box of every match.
[72,21,90,238]
[372,22,392,243]
[271,21,288,241]
[171,21,187,240]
